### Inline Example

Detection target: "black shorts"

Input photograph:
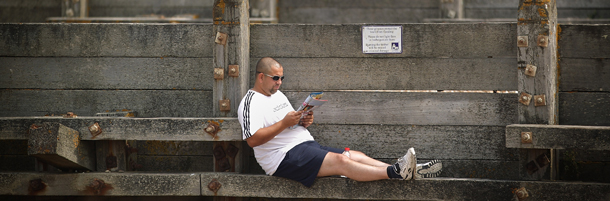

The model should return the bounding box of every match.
[272,141,343,187]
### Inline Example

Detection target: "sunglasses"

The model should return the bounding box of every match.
[263,73,285,81]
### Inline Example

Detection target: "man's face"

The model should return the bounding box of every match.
[261,66,283,95]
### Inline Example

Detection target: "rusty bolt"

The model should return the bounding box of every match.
[230,68,236,73]
[204,122,220,138]
[522,96,529,101]
[515,187,529,200]
[88,122,103,137]
[89,178,106,195]
[517,36,528,47]
[28,179,46,194]
[208,179,222,194]
[537,98,543,103]
[521,132,533,144]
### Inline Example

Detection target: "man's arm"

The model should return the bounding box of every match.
[246,110,304,148]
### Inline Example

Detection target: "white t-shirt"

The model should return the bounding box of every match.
[237,89,314,175]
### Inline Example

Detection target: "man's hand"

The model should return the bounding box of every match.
[282,110,303,127]
[300,111,314,128]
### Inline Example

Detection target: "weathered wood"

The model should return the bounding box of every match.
[0,172,200,196]
[0,57,213,90]
[559,58,610,92]
[249,57,517,91]
[517,0,559,125]
[251,23,517,58]
[212,0,250,117]
[87,0,213,19]
[137,156,214,172]
[200,173,610,200]
[310,124,516,160]
[506,124,610,150]
[285,91,517,126]
[27,122,95,171]
[0,117,242,141]
[516,0,559,181]
[0,90,213,117]
[440,0,463,19]
[277,0,439,23]
[95,141,126,172]
[559,92,610,126]
[559,25,610,59]
[0,23,213,57]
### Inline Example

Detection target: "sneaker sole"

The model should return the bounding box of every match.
[415,159,442,179]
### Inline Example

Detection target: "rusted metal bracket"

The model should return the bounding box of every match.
[88,122,102,137]
[219,99,230,112]
[517,36,528,47]
[214,68,224,80]
[521,132,533,144]
[228,65,239,77]
[215,32,228,45]
[519,92,533,106]
[537,35,548,47]
[534,94,546,107]
[524,64,537,77]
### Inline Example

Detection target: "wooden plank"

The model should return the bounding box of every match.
[285,91,517,126]
[137,141,214,155]
[278,0,439,8]
[0,57,213,90]
[250,57,517,91]
[506,124,610,150]
[559,24,610,59]
[251,23,517,58]
[0,90,213,117]
[0,117,242,141]
[200,172,610,200]
[0,24,213,57]
[137,156,214,172]
[559,92,610,126]
[310,124,516,160]
[0,172,200,196]
[559,58,610,92]
[278,8,440,24]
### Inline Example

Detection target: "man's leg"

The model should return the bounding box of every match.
[317,152,390,181]
[349,150,391,167]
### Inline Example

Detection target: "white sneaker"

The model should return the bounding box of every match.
[414,160,442,179]
[396,147,416,180]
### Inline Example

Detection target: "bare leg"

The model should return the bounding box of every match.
[317,152,389,181]
[349,150,391,167]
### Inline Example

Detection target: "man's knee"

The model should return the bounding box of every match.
[326,152,351,166]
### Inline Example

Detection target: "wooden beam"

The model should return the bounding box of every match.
[516,0,558,181]
[27,122,95,171]
[0,117,242,141]
[2,172,610,199]
[506,124,610,150]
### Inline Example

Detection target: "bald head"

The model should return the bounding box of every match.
[256,57,282,75]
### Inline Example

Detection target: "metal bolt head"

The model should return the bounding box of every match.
[521,132,533,144]
[519,92,532,106]
[517,36,528,47]
[515,187,529,199]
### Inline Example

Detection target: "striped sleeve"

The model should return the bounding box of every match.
[241,91,255,139]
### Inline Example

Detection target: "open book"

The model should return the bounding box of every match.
[290,92,327,129]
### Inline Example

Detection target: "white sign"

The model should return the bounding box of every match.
[362,26,402,54]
